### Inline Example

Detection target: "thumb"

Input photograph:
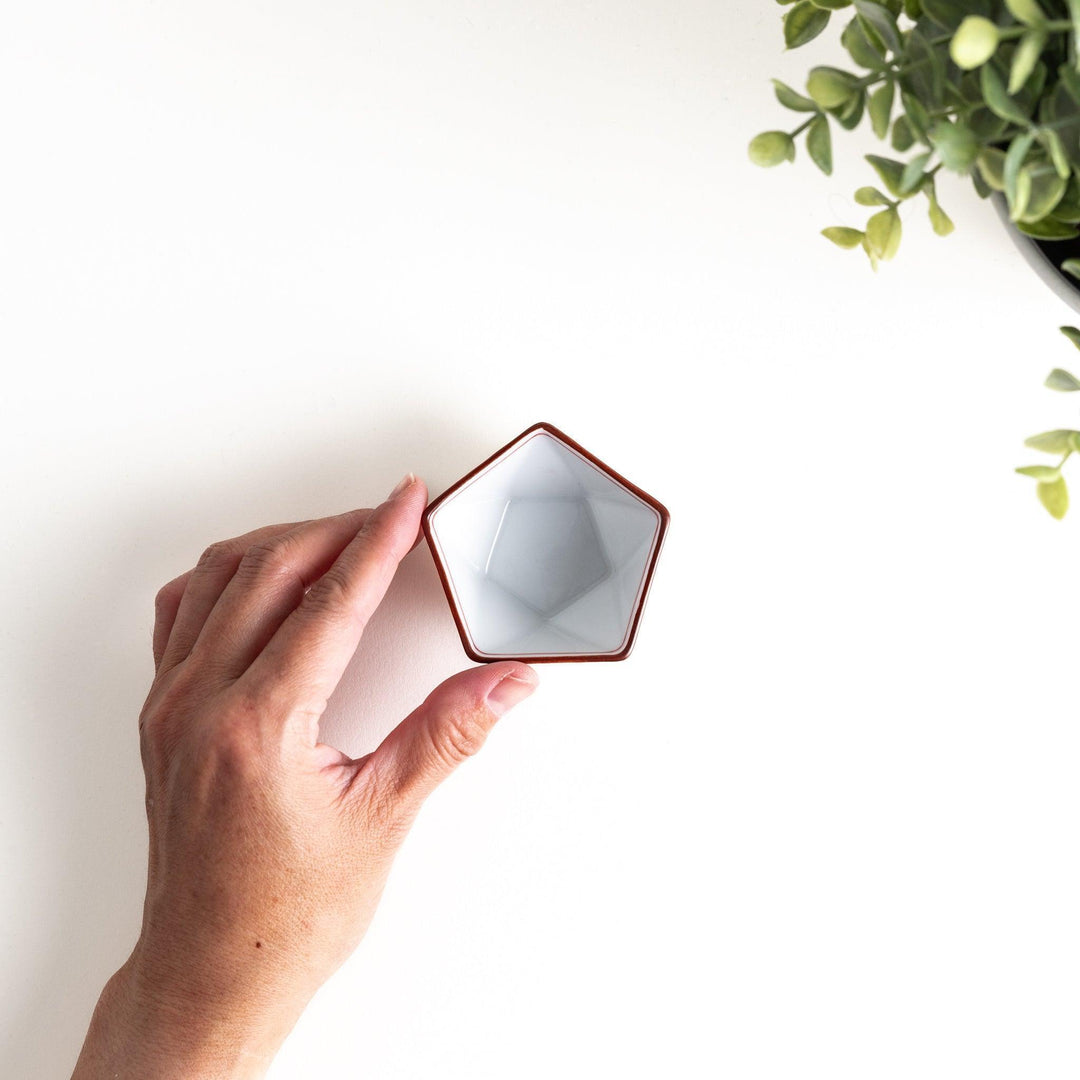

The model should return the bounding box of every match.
[362,662,538,819]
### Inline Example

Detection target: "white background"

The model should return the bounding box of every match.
[1,2,1078,1077]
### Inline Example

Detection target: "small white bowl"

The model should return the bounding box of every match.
[423,422,669,663]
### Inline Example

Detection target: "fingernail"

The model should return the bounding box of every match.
[486,674,537,717]
[389,473,416,500]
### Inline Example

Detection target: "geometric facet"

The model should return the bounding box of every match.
[423,423,669,663]
[485,497,612,617]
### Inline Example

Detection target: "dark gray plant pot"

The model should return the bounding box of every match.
[992,193,1080,316]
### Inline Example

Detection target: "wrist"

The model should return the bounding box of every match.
[71,946,292,1080]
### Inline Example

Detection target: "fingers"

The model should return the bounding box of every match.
[152,571,191,670]
[156,520,306,675]
[189,508,374,679]
[239,475,427,719]
[354,663,538,821]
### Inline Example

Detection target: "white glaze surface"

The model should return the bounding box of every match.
[428,430,662,657]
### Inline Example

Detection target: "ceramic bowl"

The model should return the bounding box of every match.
[423,422,669,663]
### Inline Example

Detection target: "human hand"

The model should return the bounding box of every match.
[72,476,538,1079]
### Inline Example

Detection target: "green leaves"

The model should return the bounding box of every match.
[1067,0,1080,72]
[891,115,916,151]
[1039,129,1070,180]
[1022,442,1075,519]
[841,16,885,68]
[868,81,894,139]
[784,1,831,48]
[900,151,932,193]
[853,0,901,55]
[1056,64,1080,109]
[1017,218,1079,238]
[754,0,1080,288]
[830,89,867,130]
[924,179,956,235]
[1009,31,1047,94]
[929,119,979,172]
[904,28,946,107]
[950,16,1000,70]
[1045,368,1080,390]
[1017,345,1080,518]
[772,79,817,112]
[865,154,909,198]
[1005,0,1045,25]
[1016,464,1061,479]
[865,207,903,261]
[977,147,1007,189]
[921,0,969,30]
[821,226,865,248]
[822,206,902,269]
[855,186,891,205]
[806,115,833,174]
[980,63,1030,126]
[1037,475,1069,518]
[1025,430,1080,453]
[1019,162,1067,223]
[1017,437,1069,516]
[1018,430,1071,518]
[901,92,932,141]
[749,131,796,167]
[806,67,859,109]
[1003,130,1037,220]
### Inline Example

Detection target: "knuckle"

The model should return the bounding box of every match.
[196,539,239,573]
[430,705,490,769]
[140,674,183,730]
[238,537,305,593]
[304,566,353,616]
[138,682,188,760]
[303,531,401,620]
[222,686,263,725]
[154,582,180,614]
[137,701,158,741]
[194,693,264,776]
[139,677,265,783]
[139,663,211,737]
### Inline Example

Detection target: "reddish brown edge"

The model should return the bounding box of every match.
[421,421,671,665]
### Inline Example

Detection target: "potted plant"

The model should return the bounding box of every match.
[750,0,1080,279]
[749,0,1080,515]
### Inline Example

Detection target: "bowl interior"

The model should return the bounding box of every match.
[428,430,662,658]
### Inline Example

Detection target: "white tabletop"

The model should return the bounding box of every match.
[2,3,1078,1077]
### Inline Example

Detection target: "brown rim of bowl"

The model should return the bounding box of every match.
[421,421,671,664]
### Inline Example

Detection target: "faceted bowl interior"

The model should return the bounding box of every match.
[426,428,664,660]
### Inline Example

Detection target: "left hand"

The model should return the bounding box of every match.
[72,474,538,1079]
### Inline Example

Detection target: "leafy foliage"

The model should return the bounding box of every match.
[1017,326,1080,518]
[750,0,1080,271]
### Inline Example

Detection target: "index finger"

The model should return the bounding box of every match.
[239,475,427,719]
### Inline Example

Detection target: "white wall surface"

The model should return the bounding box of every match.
[1,2,1078,1077]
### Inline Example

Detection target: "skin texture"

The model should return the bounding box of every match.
[71,476,538,1079]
